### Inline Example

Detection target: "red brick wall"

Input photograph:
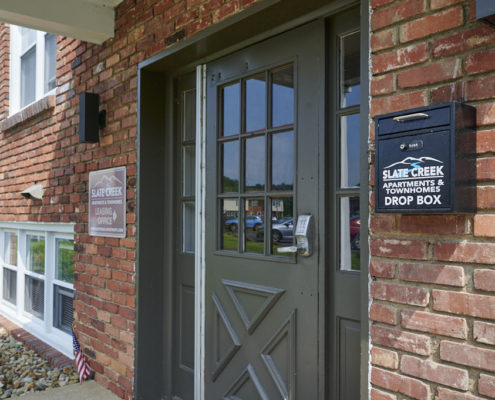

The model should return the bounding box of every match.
[370,1,495,399]
[0,1,260,399]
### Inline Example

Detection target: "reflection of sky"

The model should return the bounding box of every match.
[343,114,360,187]
[223,84,240,136]
[272,131,294,188]
[344,84,360,107]
[246,78,266,132]
[223,140,239,182]
[246,136,265,190]
[272,66,294,128]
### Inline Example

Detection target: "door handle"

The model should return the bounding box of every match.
[277,243,306,254]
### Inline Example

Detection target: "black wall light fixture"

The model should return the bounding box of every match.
[476,0,495,25]
[79,92,106,143]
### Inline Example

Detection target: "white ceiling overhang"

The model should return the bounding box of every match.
[0,0,124,44]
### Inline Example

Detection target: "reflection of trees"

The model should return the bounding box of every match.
[58,240,75,284]
[29,240,45,275]
[246,183,264,191]
[283,197,293,217]
[223,177,239,192]
[271,183,293,191]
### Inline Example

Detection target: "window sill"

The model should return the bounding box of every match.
[1,95,56,132]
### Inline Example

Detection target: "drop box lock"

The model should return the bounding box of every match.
[375,102,476,213]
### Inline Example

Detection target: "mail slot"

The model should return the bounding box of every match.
[375,102,477,213]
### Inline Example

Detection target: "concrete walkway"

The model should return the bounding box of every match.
[23,381,120,400]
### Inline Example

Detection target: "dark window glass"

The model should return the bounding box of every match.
[270,197,293,257]
[56,239,74,284]
[221,199,239,251]
[244,198,265,254]
[340,113,360,188]
[341,31,361,108]
[221,141,240,193]
[245,136,265,192]
[3,268,17,305]
[272,66,294,128]
[340,197,360,271]
[45,33,57,93]
[271,131,294,191]
[245,75,266,132]
[53,285,74,334]
[222,83,240,137]
[25,276,44,320]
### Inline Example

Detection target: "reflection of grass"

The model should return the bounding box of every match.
[223,233,288,256]
[351,253,360,271]
[223,232,238,251]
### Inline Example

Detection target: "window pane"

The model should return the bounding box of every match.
[245,198,265,255]
[341,31,361,108]
[340,197,360,271]
[3,268,17,306]
[221,199,239,251]
[245,136,265,192]
[56,239,74,284]
[271,131,294,191]
[44,33,57,93]
[26,235,45,275]
[222,83,240,137]
[21,27,36,53]
[340,113,360,188]
[21,48,36,108]
[245,75,266,132]
[270,197,294,256]
[25,276,44,320]
[4,232,18,266]
[183,88,197,141]
[221,140,239,193]
[183,145,196,197]
[54,285,74,334]
[183,202,195,253]
[272,66,294,128]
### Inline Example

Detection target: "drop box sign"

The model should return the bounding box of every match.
[377,130,451,212]
[89,167,126,238]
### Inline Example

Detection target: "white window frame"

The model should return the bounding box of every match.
[0,222,75,357]
[10,25,57,116]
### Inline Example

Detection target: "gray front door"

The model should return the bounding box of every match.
[205,22,323,399]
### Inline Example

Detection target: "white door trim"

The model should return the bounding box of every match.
[194,64,207,400]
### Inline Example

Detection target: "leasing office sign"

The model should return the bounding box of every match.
[89,167,126,238]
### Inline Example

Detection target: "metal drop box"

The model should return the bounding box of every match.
[375,102,477,213]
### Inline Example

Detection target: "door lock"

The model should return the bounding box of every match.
[277,214,313,257]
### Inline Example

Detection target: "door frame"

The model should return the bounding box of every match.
[134,0,370,399]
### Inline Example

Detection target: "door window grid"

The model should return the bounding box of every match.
[218,65,296,257]
[181,88,197,253]
[335,29,361,272]
[0,226,74,341]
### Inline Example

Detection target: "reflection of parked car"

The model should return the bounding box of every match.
[350,216,360,250]
[225,215,263,232]
[257,218,294,243]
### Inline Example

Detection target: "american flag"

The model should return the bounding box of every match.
[72,326,92,383]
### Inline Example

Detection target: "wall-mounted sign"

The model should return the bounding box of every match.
[89,167,126,237]
[375,102,476,213]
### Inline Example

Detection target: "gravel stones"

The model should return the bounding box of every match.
[0,328,79,397]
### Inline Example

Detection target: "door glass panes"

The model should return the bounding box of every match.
[218,64,295,257]
[183,202,195,253]
[183,89,197,141]
[271,131,294,191]
[4,232,18,266]
[25,276,44,320]
[222,83,241,137]
[272,66,294,128]
[3,268,17,305]
[222,141,239,193]
[21,48,36,108]
[44,34,56,93]
[246,75,266,132]
[221,199,239,251]
[183,145,196,197]
[340,113,361,188]
[340,197,360,271]
[55,239,74,284]
[244,199,265,254]
[270,197,294,256]
[341,31,361,108]
[245,136,265,192]
[26,235,45,275]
